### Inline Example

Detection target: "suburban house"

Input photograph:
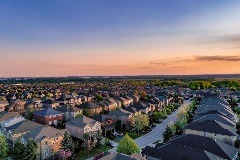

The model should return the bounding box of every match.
[92,114,115,136]
[185,120,237,146]
[0,100,9,112]
[107,109,132,130]
[65,116,101,140]
[0,116,25,128]
[34,108,64,126]
[125,102,152,114]
[3,120,42,143]
[113,96,133,107]
[0,111,22,122]
[42,100,59,109]
[76,102,102,115]
[6,99,26,113]
[99,98,118,111]
[23,126,66,160]
[142,134,238,160]
[25,98,43,109]
[55,105,83,121]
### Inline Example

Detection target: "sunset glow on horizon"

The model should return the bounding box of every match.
[1,1,240,77]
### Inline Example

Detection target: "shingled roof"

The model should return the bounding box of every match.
[23,125,66,142]
[155,134,238,160]
[186,120,236,136]
[34,108,63,117]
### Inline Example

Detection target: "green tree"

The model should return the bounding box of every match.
[117,133,140,155]
[163,126,174,143]
[83,108,93,117]
[22,140,38,160]
[168,122,176,135]
[26,110,34,121]
[0,133,9,159]
[140,91,147,100]
[61,131,75,153]
[131,112,149,134]
[95,94,103,101]
[175,121,185,135]
[10,141,25,160]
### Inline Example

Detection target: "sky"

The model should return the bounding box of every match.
[0,0,240,77]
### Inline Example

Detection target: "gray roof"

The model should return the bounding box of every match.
[194,114,236,127]
[5,120,42,135]
[65,116,98,128]
[76,102,101,109]
[55,105,82,113]
[34,108,63,116]
[0,112,22,122]
[186,120,236,136]
[107,109,131,118]
[142,143,220,160]
[23,126,65,142]
[156,134,238,160]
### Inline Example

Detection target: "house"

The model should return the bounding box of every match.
[55,105,83,121]
[0,100,9,112]
[65,116,101,140]
[0,116,25,128]
[125,102,152,114]
[113,96,132,107]
[6,99,26,113]
[142,143,219,160]
[100,98,118,111]
[193,113,236,127]
[142,134,238,160]
[185,120,237,146]
[3,120,42,143]
[25,98,43,109]
[42,100,59,109]
[156,134,238,160]
[76,102,102,115]
[34,108,64,126]
[0,111,22,122]
[107,109,132,130]
[127,93,140,103]
[92,114,115,136]
[23,126,66,160]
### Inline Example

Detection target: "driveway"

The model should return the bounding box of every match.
[108,100,191,153]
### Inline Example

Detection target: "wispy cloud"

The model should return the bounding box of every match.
[196,34,240,47]
[195,55,240,62]
[149,62,170,65]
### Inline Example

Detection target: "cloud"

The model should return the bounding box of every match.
[197,34,240,47]
[195,55,240,62]
[149,62,170,65]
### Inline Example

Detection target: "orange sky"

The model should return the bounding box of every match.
[1,1,240,77]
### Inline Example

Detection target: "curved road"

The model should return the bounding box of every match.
[109,100,191,153]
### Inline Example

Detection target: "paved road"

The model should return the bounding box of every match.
[108,100,191,153]
[135,100,191,149]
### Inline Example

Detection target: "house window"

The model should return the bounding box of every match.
[44,149,48,156]
[54,120,57,125]
[49,121,52,125]
[55,137,58,141]
[45,141,48,146]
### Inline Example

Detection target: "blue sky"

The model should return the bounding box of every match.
[0,1,240,76]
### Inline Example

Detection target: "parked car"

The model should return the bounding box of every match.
[117,131,123,136]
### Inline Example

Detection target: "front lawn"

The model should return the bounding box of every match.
[74,145,111,160]
[125,131,140,139]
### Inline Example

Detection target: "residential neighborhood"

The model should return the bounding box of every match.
[0,78,240,160]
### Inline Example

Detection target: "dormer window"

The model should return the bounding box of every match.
[45,141,48,146]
